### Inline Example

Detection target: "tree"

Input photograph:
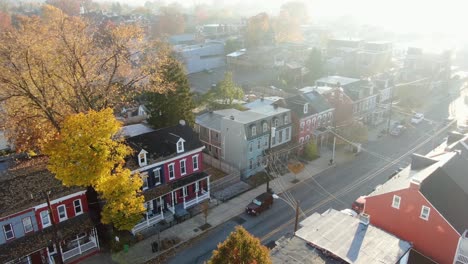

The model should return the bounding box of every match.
[245,12,273,48]
[273,9,303,44]
[224,38,242,54]
[0,10,11,31]
[0,5,170,151]
[201,199,209,225]
[150,5,185,38]
[339,121,368,144]
[210,72,244,105]
[46,0,89,16]
[44,109,144,230]
[303,140,319,160]
[305,48,324,83]
[144,57,195,128]
[209,226,272,264]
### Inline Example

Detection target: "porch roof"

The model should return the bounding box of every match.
[0,213,94,263]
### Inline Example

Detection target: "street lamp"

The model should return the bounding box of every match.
[272,194,304,234]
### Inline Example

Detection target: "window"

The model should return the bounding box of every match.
[74,199,82,215]
[305,135,310,142]
[22,217,33,233]
[257,156,261,167]
[392,195,401,209]
[153,168,162,185]
[249,142,253,152]
[138,151,147,167]
[286,128,290,140]
[249,159,253,170]
[141,172,149,190]
[272,136,276,145]
[284,115,288,124]
[420,206,430,220]
[180,160,187,175]
[168,163,175,180]
[251,126,257,136]
[183,186,188,197]
[263,122,268,132]
[303,103,308,114]
[264,137,268,147]
[40,210,51,228]
[192,155,199,171]
[274,118,279,127]
[306,120,311,130]
[300,122,305,131]
[279,131,283,143]
[257,139,261,149]
[299,137,304,145]
[177,140,184,153]
[3,224,14,240]
[312,118,316,128]
[58,205,67,221]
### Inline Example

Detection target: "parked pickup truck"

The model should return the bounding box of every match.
[246,192,273,216]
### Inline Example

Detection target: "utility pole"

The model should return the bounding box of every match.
[331,136,336,164]
[45,191,63,264]
[386,86,394,134]
[294,200,300,234]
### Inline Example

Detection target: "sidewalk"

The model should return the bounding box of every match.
[81,149,354,264]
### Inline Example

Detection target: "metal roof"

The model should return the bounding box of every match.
[296,209,412,264]
[316,76,360,87]
[196,109,241,131]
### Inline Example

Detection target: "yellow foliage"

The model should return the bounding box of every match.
[45,109,143,231]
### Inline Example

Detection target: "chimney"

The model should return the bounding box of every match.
[409,179,421,190]
[359,213,370,226]
[179,120,186,126]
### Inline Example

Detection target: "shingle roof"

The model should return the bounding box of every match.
[303,91,333,114]
[126,124,203,169]
[420,153,468,234]
[0,157,84,218]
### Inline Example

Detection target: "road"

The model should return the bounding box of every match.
[165,87,459,264]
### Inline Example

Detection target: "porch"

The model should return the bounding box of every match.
[60,228,100,263]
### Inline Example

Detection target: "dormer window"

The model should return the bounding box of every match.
[284,115,288,124]
[138,150,148,167]
[303,103,308,114]
[176,138,185,153]
[274,118,279,127]
[251,126,257,136]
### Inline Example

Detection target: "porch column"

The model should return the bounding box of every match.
[77,234,82,254]
[171,191,174,208]
[183,189,187,209]
[207,177,210,194]
[195,181,199,203]
[159,196,164,217]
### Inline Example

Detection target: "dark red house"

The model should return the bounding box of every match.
[363,151,468,264]
[125,121,210,234]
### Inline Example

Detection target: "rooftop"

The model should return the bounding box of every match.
[196,109,241,131]
[316,76,360,87]
[244,97,283,109]
[248,105,290,117]
[296,209,411,264]
[120,123,155,138]
[299,86,335,95]
[0,156,84,218]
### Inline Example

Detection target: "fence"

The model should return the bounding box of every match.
[202,153,239,174]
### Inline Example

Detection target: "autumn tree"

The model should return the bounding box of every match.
[209,226,272,264]
[46,0,90,16]
[45,109,145,230]
[303,140,319,160]
[273,1,306,44]
[0,11,11,31]
[144,57,195,128]
[209,72,244,105]
[245,12,273,48]
[0,5,171,151]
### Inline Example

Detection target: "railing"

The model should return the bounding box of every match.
[62,239,98,261]
[166,203,175,214]
[132,213,164,234]
[184,192,210,209]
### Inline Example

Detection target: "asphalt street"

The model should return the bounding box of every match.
[166,87,459,264]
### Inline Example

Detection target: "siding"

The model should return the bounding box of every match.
[163,152,203,183]
[365,188,459,264]
[0,210,38,244]
[35,194,89,230]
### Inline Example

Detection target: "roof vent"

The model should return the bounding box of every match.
[230,115,235,120]
[179,120,186,126]
[359,213,370,226]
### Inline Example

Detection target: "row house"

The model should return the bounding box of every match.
[0,157,99,264]
[125,121,210,234]
[363,150,468,264]
[280,91,334,152]
[196,104,292,178]
[315,75,381,126]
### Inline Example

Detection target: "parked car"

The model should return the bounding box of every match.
[411,113,424,124]
[246,192,273,216]
[351,196,366,214]
[390,125,406,136]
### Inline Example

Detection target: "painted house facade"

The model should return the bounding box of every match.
[126,122,210,234]
[282,92,334,152]
[364,151,468,264]
[196,104,292,178]
[0,157,99,264]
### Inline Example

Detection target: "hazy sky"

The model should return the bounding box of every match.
[98,0,465,36]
